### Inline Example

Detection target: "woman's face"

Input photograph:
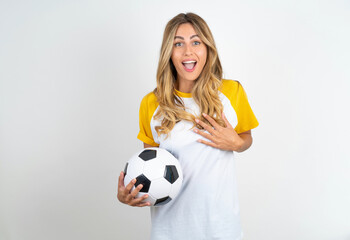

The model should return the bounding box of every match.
[171,23,207,86]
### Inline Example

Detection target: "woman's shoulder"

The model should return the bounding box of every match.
[220,79,242,95]
[140,90,159,109]
[142,91,157,101]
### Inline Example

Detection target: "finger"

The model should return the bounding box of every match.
[202,113,222,130]
[197,138,218,148]
[118,171,125,189]
[222,112,233,128]
[130,194,150,206]
[124,178,136,194]
[193,128,216,142]
[129,183,144,199]
[135,202,151,207]
[195,118,216,135]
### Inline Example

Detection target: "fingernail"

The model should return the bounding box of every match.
[193,129,198,133]
[133,179,137,183]
[195,119,199,123]
[202,113,206,117]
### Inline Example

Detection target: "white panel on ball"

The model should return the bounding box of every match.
[149,178,172,199]
[143,158,166,180]
[127,155,145,178]
[142,194,157,206]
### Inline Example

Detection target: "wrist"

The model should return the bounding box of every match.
[234,137,245,152]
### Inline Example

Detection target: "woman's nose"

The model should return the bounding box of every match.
[184,44,193,56]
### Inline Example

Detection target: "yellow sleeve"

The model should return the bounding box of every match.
[137,92,160,147]
[220,80,259,134]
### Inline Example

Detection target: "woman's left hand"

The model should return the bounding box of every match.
[193,112,244,152]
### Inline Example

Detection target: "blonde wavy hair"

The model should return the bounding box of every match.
[153,12,226,139]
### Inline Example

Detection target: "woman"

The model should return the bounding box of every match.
[118,12,259,240]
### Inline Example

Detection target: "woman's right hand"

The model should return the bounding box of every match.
[117,171,151,207]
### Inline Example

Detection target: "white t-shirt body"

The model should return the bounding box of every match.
[137,80,259,240]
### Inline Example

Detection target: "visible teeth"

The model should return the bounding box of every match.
[183,62,196,70]
[182,60,196,64]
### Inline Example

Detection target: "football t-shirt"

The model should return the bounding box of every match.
[137,79,259,240]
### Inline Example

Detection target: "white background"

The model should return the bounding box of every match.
[1,0,349,239]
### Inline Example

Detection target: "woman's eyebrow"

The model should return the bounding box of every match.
[174,34,199,40]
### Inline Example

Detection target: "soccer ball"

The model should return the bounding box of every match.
[123,147,183,206]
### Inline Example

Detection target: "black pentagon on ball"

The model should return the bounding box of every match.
[164,165,179,184]
[138,149,157,161]
[135,174,151,193]
[123,162,128,176]
[155,196,172,206]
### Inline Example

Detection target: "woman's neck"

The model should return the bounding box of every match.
[175,79,195,93]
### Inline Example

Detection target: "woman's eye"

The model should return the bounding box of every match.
[174,42,182,47]
[193,41,200,45]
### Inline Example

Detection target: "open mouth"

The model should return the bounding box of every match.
[182,60,197,70]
